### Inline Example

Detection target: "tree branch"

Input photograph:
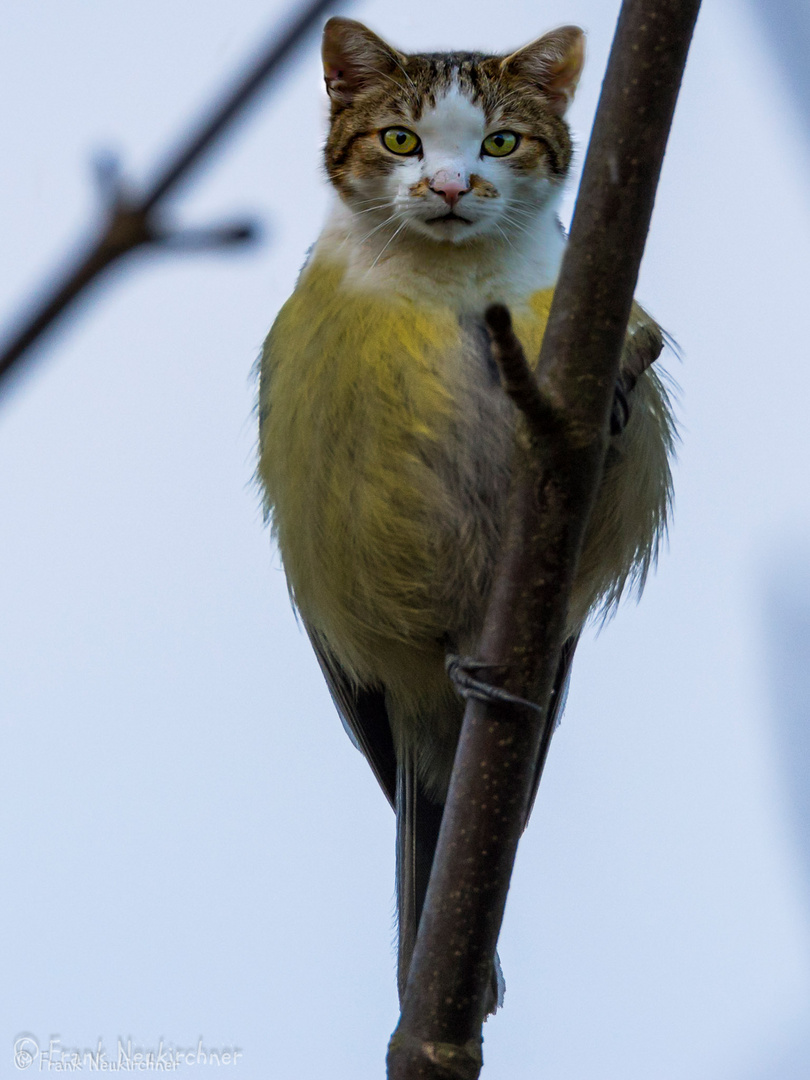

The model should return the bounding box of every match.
[387,1,701,1076]
[0,0,341,396]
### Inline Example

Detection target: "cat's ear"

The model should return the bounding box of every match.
[322,17,406,105]
[502,26,585,116]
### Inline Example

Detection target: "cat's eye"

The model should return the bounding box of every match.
[381,127,421,156]
[482,131,520,157]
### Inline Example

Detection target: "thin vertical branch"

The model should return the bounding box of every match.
[387,1,701,1076]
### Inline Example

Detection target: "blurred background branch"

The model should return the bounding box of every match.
[0,0,340,395]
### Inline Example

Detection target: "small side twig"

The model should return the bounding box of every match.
[482,303,563,440]
[387,1,701,1077]
[0,0,341,395]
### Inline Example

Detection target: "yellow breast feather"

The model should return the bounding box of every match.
[258,254,670,684]
[259,258,466,673]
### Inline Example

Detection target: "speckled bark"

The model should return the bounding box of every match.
[387,1,701,1077]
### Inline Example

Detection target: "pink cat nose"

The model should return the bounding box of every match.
[430,172,470,207]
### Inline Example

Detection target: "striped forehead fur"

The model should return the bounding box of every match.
[324,49,574,193]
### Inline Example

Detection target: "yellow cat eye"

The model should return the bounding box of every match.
[482,131,519,157]
[381,127,421,156]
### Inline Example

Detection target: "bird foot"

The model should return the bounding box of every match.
[445,656,543,713]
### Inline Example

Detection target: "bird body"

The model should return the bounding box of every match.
[261,241,551,753]
[258,16,676,1009]
[261,222,672,786]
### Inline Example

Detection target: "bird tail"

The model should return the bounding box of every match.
[395,750,504,1014]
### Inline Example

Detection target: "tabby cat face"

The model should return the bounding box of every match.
[322,18,584,245]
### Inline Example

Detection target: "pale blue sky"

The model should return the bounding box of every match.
[1,1,809,1077]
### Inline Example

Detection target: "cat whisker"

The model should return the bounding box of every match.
[351,196,395,207]
[388,55,419,95]
[367,219,408,272]
[499,205,538,225]
[369,67,418,98]
[500,211,529,228]
[492,221,515,250]
[375,63,419,97]
[503,205,537,220]
[339,207,403,254]
[501,213,534,238]
[353,202,395,217]
[357,212,404,247]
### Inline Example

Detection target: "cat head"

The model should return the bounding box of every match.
[322,17,584,246]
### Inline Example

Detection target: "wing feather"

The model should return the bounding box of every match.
[304,623,397,808]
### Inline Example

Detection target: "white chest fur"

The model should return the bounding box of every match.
[317,194,566,313]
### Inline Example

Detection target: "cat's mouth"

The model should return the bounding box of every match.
[425,211,472,225]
